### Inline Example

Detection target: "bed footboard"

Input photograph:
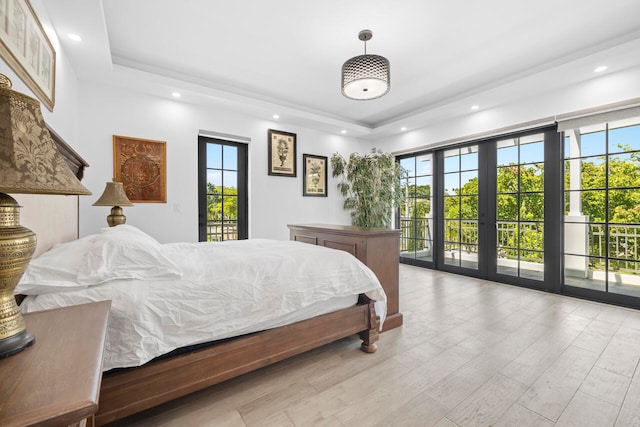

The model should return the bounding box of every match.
[96,297,379,425]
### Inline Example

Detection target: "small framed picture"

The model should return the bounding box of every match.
[303,154,328,197]
[268,129,296,177]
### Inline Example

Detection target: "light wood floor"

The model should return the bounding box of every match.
[111,265,640,426]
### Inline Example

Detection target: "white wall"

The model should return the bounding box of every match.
[75,81,361,242]
[375,65,640,154]
[0,0,79,143]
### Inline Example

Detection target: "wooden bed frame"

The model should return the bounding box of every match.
[26,130,381,426]
[95,295,379,425]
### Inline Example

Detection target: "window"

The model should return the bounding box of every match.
[397,126,559,293]
[496,134,545,280]
[198,136,248,241]
[563,117,640,298]
[444,146,479,269]
[398,153,433,263]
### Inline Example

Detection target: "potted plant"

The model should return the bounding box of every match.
[331,148,404,229]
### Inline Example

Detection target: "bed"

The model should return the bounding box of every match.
[17,225,385,425]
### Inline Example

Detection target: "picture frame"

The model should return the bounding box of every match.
[303,154,328,197]
[268,129,296,177]
[0,0,56,111]
[113,135,167,203]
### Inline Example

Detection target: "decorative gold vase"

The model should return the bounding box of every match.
[0,193,36,358]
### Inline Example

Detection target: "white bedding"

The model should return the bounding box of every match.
[18,227,386,371]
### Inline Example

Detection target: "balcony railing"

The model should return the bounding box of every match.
[495,221,544,263]
[206,221,238,242]
[590,224,640,273]
[400,217,640,272]
[399,218,432,252]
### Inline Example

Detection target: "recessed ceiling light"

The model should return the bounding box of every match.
[171,92,181,98]
[68,33,82,42]
[594,66,608,73]
[341,130,347,134]
[471,105,480,110]
[273,114,280,119]
[400,127,407,131]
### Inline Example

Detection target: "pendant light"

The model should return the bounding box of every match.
[341,29,390,100]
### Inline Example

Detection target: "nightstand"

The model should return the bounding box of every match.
[0,300,110,427]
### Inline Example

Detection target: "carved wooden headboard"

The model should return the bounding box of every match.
[12,126,89,257]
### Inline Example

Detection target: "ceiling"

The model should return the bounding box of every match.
[44,0,640,138]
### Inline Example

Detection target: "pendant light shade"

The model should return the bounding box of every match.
[341,30,390,100]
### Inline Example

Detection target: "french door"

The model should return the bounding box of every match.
[400,126,561,292]
[440,145,480,271]
[485,127,561,292]
[198,136,248,241]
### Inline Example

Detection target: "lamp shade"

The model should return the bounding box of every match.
[93,181,134,207]
[341,30,390,101]
[0,75,91,196]
[342,54,390,100]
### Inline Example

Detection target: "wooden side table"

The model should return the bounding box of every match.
[0,300,111,427]
[288,223,402,331]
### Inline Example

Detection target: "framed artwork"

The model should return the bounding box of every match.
[268,129,296,177]
[0,0,56,110]
[303,154,328,197]
[113,135,167,203]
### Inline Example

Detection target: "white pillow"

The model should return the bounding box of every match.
[98,224,162,248]
[76,225,183,285]
[16,235,95,295]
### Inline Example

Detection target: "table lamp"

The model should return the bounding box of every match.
[92,180,134,226]
[0,74,91,358]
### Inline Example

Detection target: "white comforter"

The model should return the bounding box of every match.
[19,227,386,371]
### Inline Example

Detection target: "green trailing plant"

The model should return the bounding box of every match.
[331,148,404,229]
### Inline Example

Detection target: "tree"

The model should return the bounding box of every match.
[332,148,405,229]
[207,183,237,221]
[565,149,640,224]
